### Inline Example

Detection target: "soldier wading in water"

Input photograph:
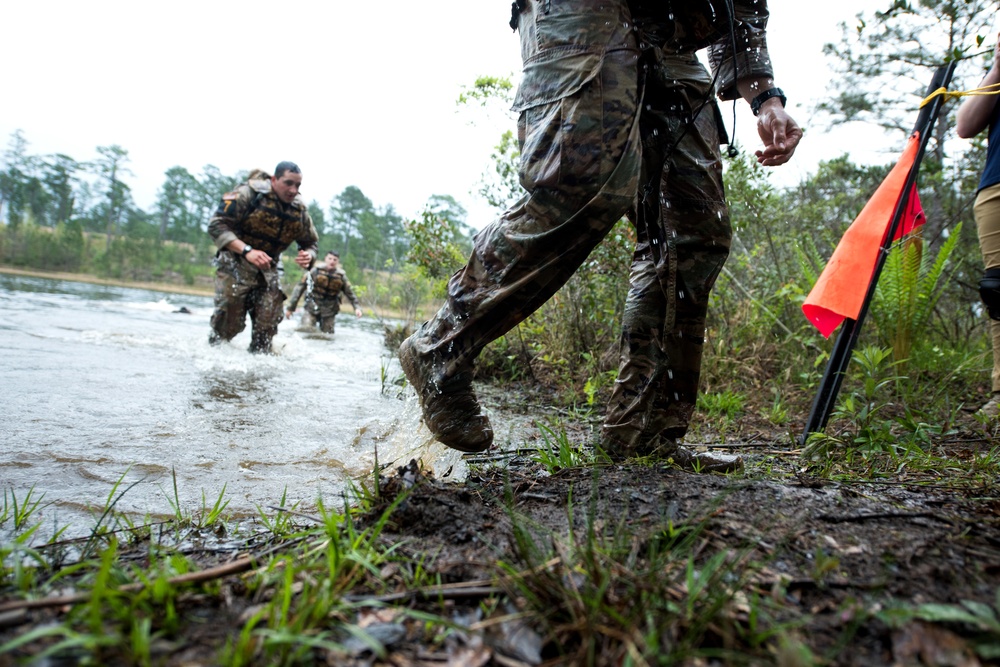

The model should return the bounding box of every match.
[207,161,319,354]
[399,0,802,472]
[286,250,363,334]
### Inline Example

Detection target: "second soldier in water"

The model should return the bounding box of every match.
[285,251,363,334]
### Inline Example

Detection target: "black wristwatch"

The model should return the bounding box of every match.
[750,88,786,116]
[241,245,253,256]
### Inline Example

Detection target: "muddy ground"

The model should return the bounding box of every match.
[2,388,999,666]
[375,457,1000,666]
[351,386,1000,666]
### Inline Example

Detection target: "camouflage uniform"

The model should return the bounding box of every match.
[287,265,360,334]
[207,174,319,353]
[402,0,775,455]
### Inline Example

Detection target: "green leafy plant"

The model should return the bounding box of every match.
[698,390,746,420]
[531,422,592,473]
[873,224,962,369]
[765,388,790,426]
[802,345,906,462]
[198,484,231,528]
[3,485,47,531]
[878,589,1000,661]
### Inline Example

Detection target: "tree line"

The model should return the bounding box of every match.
[0,130,475,283]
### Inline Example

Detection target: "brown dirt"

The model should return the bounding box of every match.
[366,453,1000,665]
[349,386,1000,666]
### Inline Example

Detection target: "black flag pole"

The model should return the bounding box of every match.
[799,62,957,446]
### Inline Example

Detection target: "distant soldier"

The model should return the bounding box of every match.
[286,251,363,334]
[207,161,319,354]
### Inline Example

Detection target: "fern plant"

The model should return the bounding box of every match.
[872,223,962,369]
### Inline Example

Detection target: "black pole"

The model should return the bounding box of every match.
[799,62,957,445]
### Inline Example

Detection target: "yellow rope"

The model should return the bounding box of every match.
[920,82,1000,108]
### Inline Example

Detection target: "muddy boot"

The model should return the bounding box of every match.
[976,392,1000,420]
[602,432,676,461]
[398,335,493,453]
[670,445,743,474]
[603,433,742,474]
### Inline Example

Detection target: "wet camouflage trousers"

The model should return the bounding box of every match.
[210,252,286,353]
[301,298,341,334]
[602,60,730,453]
[408,0,731,453]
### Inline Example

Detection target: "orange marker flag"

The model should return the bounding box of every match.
[802,133,925,339]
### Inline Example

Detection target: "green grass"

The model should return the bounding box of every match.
[494,475,813,665]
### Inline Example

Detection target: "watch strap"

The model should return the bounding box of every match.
[750,87,786,116]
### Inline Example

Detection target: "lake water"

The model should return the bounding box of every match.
[0,274,468,541]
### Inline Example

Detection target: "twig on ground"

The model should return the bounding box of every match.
[816,511,953,525]
[0,557,258,614]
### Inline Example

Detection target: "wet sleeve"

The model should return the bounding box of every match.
[707,0,774,101]
[341,275,360,309]
[207,186,252,251]
[297,210,320,262]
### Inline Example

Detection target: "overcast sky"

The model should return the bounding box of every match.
[0,1,979,230]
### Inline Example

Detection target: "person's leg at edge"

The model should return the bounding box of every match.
[974,183,1000,417]
[603,52,741,473]
[399,0,641,453]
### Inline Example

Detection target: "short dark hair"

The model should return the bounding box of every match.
[274,161,301,178]
[326,250,340,258]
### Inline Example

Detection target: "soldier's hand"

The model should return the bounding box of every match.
[285,310,294,320]
[247,249,273,269]
[754,104,802,167]
[294,250,314,269]
[355,307,363,318]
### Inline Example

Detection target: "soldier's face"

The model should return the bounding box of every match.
[271,172,302,203]
[326,254,339,268]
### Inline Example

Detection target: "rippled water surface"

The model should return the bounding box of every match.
[0,274,464,540]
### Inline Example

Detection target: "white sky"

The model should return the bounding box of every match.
[0,1,969,230]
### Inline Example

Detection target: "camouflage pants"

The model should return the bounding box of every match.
[408,0,730,451]
[602,52,731,453]
[303,298,341,334]
[407,0,640,380]
[210,252,285,353]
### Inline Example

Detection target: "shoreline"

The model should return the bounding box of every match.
[0,265,426,321]
[0,266,215,298]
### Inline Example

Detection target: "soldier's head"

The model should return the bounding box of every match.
[325,251,340,268]
[271,161,302,204]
